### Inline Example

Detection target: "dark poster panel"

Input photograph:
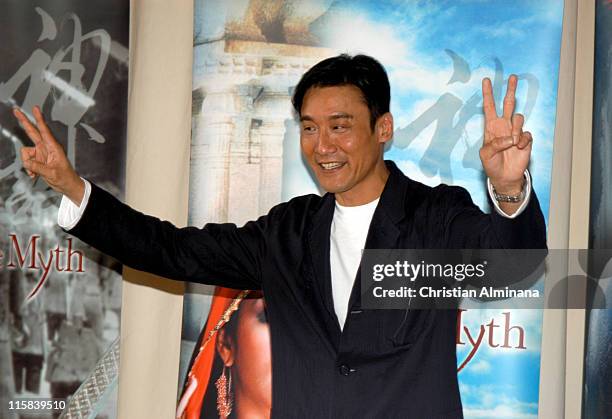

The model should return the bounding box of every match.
[584,1,612,418]
[0,1,129,418]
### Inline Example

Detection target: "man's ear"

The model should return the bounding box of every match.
[216,328,234,367]
[376,112,394,144]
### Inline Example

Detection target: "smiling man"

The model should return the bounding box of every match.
[298,83,392,206]
[16,54,546,418]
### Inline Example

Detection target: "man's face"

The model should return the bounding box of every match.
[299,85,392,205]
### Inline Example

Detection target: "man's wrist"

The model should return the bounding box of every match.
[490,177,526,197]
[65,176,86,206]
[487,170,532,218]
[492,182,526,203]
[57,178,91,230]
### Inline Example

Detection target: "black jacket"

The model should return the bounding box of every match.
[67,161,546,418]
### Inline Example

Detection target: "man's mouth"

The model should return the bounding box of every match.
[319,162,346,171]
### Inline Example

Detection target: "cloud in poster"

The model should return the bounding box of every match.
[460,383,539,419]
[469,360,491,374]
[463,405,537,419]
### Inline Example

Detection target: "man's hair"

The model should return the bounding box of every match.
[291,54,391,130]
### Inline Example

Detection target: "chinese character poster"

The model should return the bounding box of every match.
[0,1,129,418]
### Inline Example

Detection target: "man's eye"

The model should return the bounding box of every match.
[303,126,316,133]
[333,125,348,131]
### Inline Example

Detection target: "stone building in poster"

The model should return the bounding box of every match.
[189,1,333,226]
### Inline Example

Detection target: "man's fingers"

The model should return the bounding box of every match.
[511,113,524,145]
[13,108,43,145]
[22,158,52,179]
[482,77,498,122]
[33,106,60,150]
[20,146,37,163]
[479,136,514,161]
[517,131,533,150]
[502,75,518,120]
[20,147,37,177]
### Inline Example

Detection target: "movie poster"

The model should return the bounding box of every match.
[0,1,129,418]
[584,1,612,417]
[179,1,563,418]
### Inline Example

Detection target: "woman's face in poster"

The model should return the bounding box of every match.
[217,294,271,416]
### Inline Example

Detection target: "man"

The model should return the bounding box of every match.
[15,54,545,418]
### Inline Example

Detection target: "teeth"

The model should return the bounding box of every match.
[321,162,343,170]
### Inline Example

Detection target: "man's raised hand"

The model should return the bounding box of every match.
[480,75,532,197]
[14,106,85,205]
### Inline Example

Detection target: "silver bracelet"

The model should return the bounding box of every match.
[492,180,526,203]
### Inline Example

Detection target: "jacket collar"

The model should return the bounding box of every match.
[309,160,411,225]
[376,160,411,225]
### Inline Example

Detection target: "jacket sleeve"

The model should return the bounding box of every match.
[65,182,274,290]
[436,185,547,292]
[440,184,547,250]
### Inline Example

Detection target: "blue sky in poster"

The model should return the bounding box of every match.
[282,1,563,418]
[286,0,563,223]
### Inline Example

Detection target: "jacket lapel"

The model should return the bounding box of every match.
[347,161,410,311]
[306,193,342,346]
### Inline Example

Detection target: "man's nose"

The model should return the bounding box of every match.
[315,129,337,154]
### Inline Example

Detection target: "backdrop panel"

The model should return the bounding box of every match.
[0,1,129,418]
[583,1,612,418]
[179,1,563,418]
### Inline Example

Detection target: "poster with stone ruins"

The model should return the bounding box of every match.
[179,1,563,418]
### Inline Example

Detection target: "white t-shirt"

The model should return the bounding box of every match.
[330,198,379,330]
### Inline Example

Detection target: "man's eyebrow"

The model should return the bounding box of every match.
[329,113,353,120]
[299,113,354,122]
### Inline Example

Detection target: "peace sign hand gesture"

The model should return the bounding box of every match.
[480,75,532,199]
[14,106,85,205]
